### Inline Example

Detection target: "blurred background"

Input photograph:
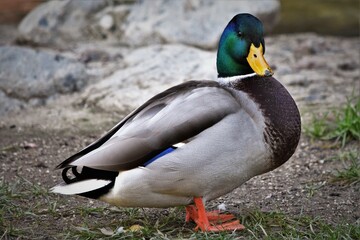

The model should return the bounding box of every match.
[275,0,359,36]
[0,0,359,36]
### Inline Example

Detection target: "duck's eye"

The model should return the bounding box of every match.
[238,31,243,37]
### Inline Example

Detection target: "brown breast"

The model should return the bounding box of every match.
[233,76,301,169]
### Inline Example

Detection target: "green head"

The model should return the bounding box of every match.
[217,13,273,78]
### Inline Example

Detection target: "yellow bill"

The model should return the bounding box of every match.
[246,43,273,77]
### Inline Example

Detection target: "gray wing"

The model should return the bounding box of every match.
[57,81,240,171]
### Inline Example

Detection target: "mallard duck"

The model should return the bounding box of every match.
[52,13,301,232]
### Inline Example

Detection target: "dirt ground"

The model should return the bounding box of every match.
[0,96,359,239]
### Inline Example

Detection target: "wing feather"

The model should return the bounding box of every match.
[57,81,239,171]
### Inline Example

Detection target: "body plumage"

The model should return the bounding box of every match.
[52,13,301,231]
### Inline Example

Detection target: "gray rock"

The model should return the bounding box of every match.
[0,90,24,116]
[122,0,280,49]
[80,44,216,112]
[0,46,88,115]
[92,4,133,41]
[18,0,107,46]
[18,0,279,49]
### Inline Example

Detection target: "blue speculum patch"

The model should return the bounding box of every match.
[143,147,176,166]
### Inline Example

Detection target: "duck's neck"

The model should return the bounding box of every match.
[216,46,254,78]
[217,73,256,85]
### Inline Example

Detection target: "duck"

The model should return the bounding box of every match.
[51,13,301,232]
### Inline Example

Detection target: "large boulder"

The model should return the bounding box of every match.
[121,0,280,49]
[17,0,107,46]
[0,46,88,115]
[79,44,216,113]
[17,0,280,49]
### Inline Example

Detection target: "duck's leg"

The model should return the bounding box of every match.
[185,197,245,232]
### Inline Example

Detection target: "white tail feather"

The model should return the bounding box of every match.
[51,179,111,195]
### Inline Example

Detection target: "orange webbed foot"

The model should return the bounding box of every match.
[185,197,245,232]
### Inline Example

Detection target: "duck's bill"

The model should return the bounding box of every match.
[246,43,273,77]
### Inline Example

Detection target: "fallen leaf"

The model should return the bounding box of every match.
[99,227,114,236]
[129,224,143,232]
